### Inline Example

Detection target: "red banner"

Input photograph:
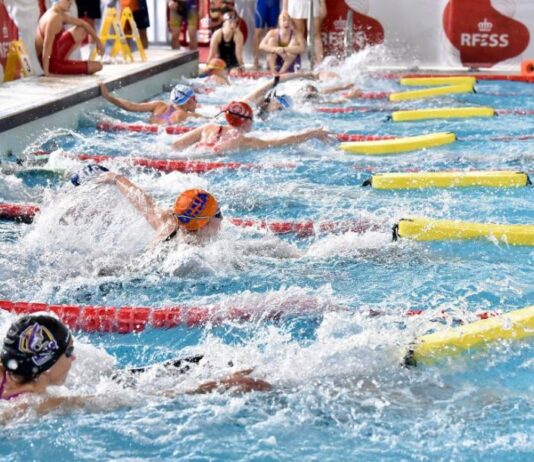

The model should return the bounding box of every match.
[443,0,530,67]
[0,3,19,69]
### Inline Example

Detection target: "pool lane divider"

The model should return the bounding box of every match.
[0,202,380,237]
[0,299,495,334]
[340,132,456,155]
[404,305,534,366]
[96,120,396,143]
[399,76,477,87]
[393,217,534,246]
[317,106,534,117]
[364,171,532,189]
[389,83,475,102]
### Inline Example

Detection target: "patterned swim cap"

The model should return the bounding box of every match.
[173,189,220,232]
[206,58,226,72]
[170,84,195,105]
[1,314,71,378]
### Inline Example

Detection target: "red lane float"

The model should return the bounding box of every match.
[0,300,284,333]
[0,202,379,237]
[34,151,257,173]
[335,133,397,142]
[381,73,534,84]
[97,120,193,135]
[0,204,39,223]
[0,300,495,334]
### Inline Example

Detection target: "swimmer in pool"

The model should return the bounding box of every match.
[99,83,205,125]
[35,0,105,76]
[171,100,331,154]
[198,58,231,86]
[96,173,223,246]
[0,314,270,420]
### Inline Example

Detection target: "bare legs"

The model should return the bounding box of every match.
[66,25,103,74]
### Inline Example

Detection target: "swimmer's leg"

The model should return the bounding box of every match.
[279,53,298,73]
[64,25,103,74]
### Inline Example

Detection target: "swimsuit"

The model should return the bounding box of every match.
[0,372,24,401]
[195,125,225,152]
[217,31,240,70]
[274,30,301,73]
[151,105,176,125]
[38,23,89,75]
[255,0,279,29]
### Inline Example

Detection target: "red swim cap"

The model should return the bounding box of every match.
[224,101,253,128]
[173,189,220,232]
[206,58,226,72]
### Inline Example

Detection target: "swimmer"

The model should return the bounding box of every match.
[171,100,331,154]
[0,314,270,420]
[199,58,231,86]
[99,83,205,125]
[259,11,305,74]
[35,0,105,76]
[206,12,245,72]
[96,173,223,246]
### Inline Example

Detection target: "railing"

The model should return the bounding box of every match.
[307,0,314,70]
[343,9,353,58]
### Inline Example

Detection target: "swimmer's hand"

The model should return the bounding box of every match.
[191,369,272,394]
[96,38,105,56]
[308,127,335,143]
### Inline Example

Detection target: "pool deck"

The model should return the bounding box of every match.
[0,47,198,156]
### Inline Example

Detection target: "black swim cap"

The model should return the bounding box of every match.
[1,315,71,378]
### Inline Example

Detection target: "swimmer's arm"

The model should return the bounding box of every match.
[41,19,61,76]
[0,395,88,423]
[234,30,245,68]
[206,30,222,64]
[242,128,330,149]
[245,73,308,105]
[259,31,278,54]
[171,126,204,150]
[63,13,101,44]
[321,83,355,95]
[99,83,162,112]
[97,173,165,230]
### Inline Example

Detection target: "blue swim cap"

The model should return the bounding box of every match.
[170,84,195,105]
[70,164,109,186]
[275,94,293,109]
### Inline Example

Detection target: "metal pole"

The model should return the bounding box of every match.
[343,9,353,58]
[307,0,314,70]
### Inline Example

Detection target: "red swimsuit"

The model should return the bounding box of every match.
[39,24,89,75]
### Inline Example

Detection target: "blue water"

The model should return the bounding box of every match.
[0,61,534,461]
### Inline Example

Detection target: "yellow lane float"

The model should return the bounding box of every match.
[389,83,474,102]
[393,217,534,246]
[339,132,456,155]
[400,76,477,87]
[365,171,531,190]
[392,107,495,122]
[405,305,534,366]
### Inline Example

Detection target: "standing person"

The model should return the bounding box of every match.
[75,0,101,30]
[168,0,203,50]
[35,0,104,76]
[253,0,280,70]
[120,0,150,49]
[206,12,244,72]
[283,0,323,64]
[259,11,305,74]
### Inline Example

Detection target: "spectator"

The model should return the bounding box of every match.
[208,0,234,32]
[75,0,101,29]
[206,12,244,72]
[168,0,204,51]
[259,11,305,73]
[283,0,323,64]
[252,0,280,70]
[35,0,104,76]
[120,0,149,49]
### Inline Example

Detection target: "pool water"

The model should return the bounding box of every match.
[0,59,533,460]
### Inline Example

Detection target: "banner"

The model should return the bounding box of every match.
[0,2,18,69]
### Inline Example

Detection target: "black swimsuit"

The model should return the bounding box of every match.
[217,31,240,70]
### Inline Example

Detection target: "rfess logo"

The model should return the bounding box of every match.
[460,18,509,48]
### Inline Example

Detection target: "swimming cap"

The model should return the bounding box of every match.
[173,189,220,232]
[275,94,293,109]
[70,164,109,186]
[224,101,253,127]
[1,314,71,379]
[206,58,226,72]
[170,84,195,106]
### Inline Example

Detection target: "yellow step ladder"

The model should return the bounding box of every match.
[91,7,133,62]
[118,7,147,61]
[3,39,33,82]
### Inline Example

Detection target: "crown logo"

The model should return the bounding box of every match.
[333,16,346,30]
[478,18,493,32]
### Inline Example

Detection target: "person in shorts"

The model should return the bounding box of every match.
[168,0,203,50]
[253,0,280,70]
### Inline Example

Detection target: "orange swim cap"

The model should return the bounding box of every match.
[206,58,226,72]
[173,189,220,232]
[224,101,254,128]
